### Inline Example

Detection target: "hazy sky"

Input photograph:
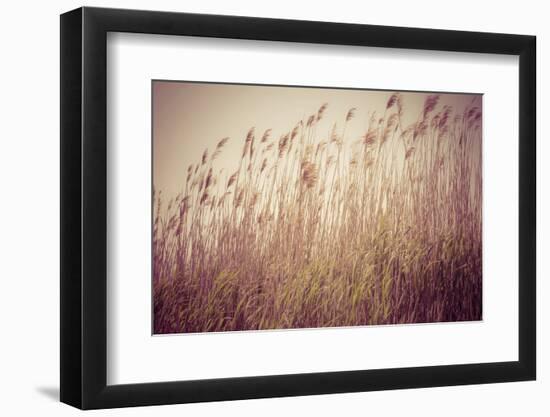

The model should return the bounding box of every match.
[153,81,480,200]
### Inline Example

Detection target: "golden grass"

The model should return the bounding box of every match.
[153,92,482,334]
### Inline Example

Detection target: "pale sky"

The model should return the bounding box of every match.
[153,81,480,200]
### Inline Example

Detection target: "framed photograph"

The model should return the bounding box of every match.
[60,6,536,409]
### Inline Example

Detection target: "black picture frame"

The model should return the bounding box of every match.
[60,6,536,410]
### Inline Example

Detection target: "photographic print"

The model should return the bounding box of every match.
[152,81,482,335]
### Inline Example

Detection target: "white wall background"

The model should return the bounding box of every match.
[0,0,545,415]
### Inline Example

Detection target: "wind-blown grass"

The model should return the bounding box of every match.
[153,92,482,334]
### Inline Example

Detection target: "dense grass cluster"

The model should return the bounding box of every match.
[153,93,482,334]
